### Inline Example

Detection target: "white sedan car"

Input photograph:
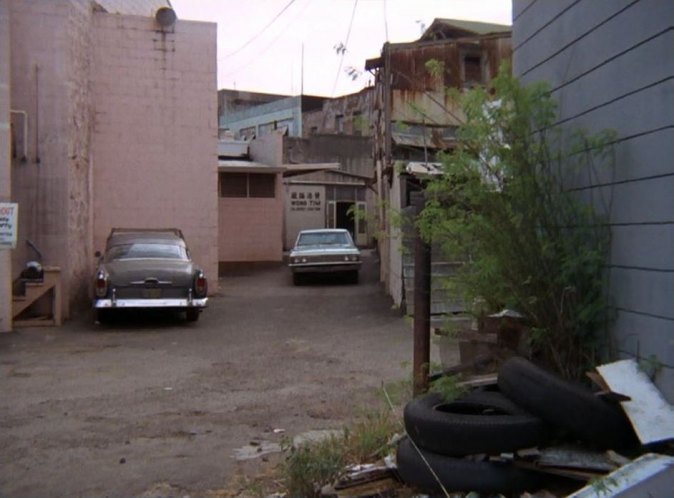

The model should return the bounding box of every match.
[288,229,361,285]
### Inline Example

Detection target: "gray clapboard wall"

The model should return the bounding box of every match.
[513,0,674,401]
[399,206,466,328]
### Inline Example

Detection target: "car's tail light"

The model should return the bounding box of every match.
[194,271,207,298]
[95,272,108,298]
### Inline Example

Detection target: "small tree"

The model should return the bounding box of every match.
[419,66,615,379]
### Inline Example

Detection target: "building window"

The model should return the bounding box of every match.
[352,111,363,136]
[220,172,275,198]
[335,114,344,133]
[463,54,483,88]
[249,174,275,197]
[220,173,248,197]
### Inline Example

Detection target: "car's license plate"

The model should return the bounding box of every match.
[142,288,162,298]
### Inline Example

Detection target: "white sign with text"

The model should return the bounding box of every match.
[0,203,18,249]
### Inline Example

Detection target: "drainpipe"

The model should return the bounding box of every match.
[9,110,28,161]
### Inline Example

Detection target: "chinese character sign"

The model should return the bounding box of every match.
[0,203,18,250]
[290,191,322,212]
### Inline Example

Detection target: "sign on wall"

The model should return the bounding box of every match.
[0,203,18,250]
[289,189,322,212]
[284,185,326,249]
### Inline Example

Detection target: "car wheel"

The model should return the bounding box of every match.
[185,308,200,322]
[404,391,548,456]
[396,437,544,494]
[350,270,359,285]
[293,273,303,286]
[498,356,637,449]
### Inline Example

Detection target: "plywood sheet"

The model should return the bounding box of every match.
[596,359,674,445]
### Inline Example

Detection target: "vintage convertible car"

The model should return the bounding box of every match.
[93,228,207,322]
[288,228,361,285]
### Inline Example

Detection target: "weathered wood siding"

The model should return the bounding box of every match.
[513,0,674,400]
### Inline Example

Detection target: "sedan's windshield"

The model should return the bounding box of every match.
[297,232,351,247]
[106,243,187,261]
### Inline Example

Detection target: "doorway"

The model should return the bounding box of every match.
[326,199,367,246]
[336,201,355,239]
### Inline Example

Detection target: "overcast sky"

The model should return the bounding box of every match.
[170,0,512,97]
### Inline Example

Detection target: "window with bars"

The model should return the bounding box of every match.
[219,173,276,198]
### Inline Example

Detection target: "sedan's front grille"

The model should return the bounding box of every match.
[309,255,346,263]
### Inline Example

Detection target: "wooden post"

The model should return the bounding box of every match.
[412,192,431,396]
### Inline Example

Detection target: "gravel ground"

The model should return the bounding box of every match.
[0,251,452,497]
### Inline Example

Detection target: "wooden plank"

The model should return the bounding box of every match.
[536,446,618,472]
[596,359,674,445]
[14,318,56,328]
[456,373,498,389]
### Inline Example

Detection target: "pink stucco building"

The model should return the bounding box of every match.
[0,0,217,329]
[218,132,285,266]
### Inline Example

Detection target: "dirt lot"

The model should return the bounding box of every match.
[1,251,448,497]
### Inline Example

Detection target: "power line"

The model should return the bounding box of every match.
[220,0,311,79]
[221,0,297,60]
[331,0,359,97]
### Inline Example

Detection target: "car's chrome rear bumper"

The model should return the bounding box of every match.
[94,298,208,309]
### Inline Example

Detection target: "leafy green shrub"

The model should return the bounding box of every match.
[419,66,615,380]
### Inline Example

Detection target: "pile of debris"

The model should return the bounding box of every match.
[312,355,674,498]
[393,355,674,496]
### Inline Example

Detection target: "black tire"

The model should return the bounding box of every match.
[185,308,200,322]
[498,356,637,449]
[396,437,544,494]
[350,270,359,285]
[404,391,548,456]
[292,273,303,286]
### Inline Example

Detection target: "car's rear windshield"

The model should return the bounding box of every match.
[297,232,351,246]
[106,243,187,261]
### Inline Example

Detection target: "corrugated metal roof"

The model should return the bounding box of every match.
[420,18,511,41]
[392,131,456,150]
[283,163,340,178]
[218,160,285,173]
[405,162,443,177]
[285,168,369,185]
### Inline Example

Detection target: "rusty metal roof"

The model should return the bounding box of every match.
[420,19,511,41]
[392,127,456,150]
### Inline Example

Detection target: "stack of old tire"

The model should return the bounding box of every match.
[396,356,637,495]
